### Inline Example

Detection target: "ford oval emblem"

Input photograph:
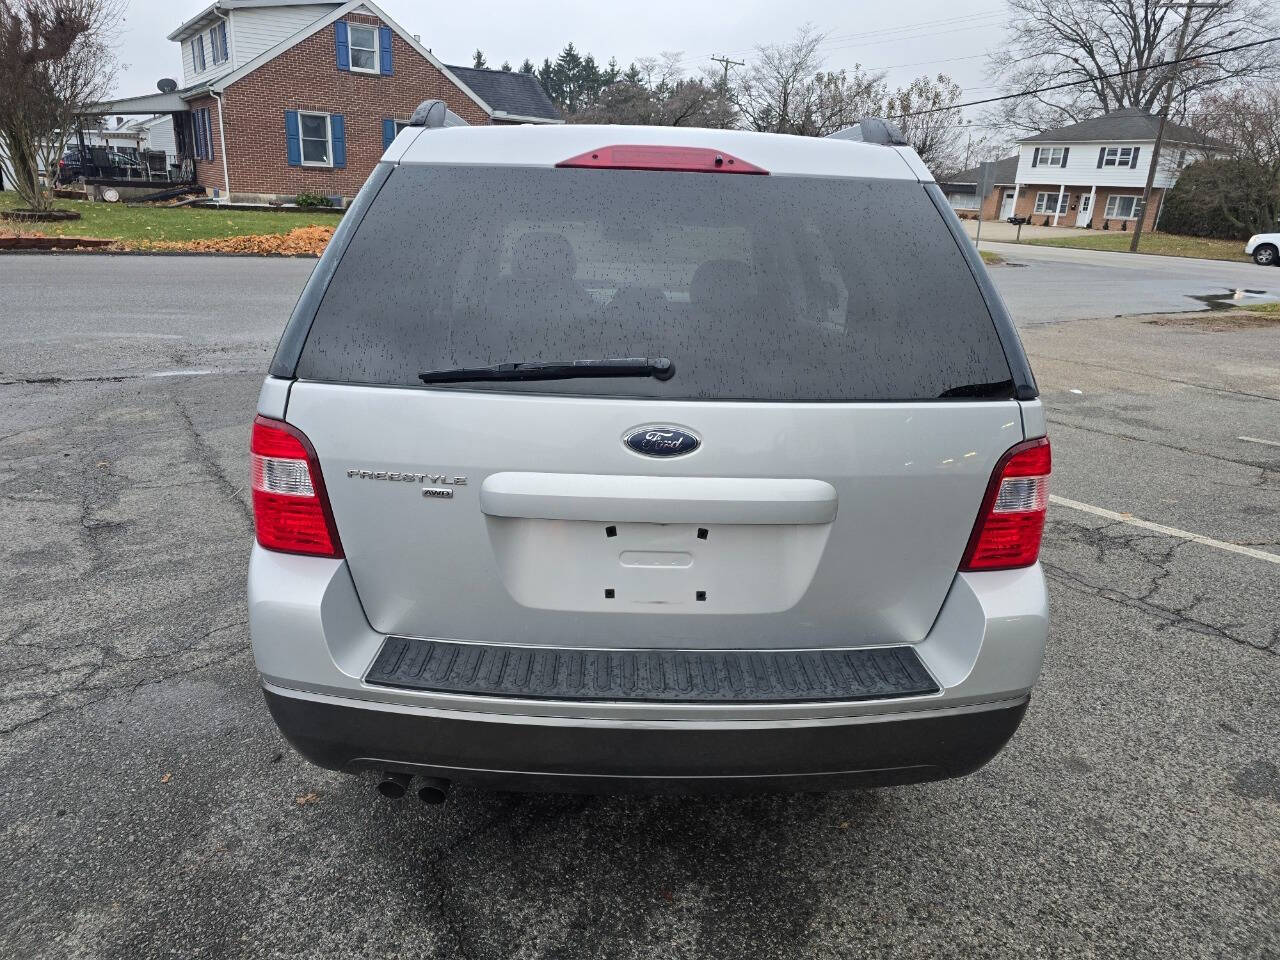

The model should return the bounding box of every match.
[624,425,700,458]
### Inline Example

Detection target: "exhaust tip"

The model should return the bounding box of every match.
[376,771,412,799]
[417,777,451,805]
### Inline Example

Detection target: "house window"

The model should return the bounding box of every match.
[1104,195,1141,219]
[1034,146,1067,168]
[191,107,214,161]
[394,119,412,136]
[210,22,229,65]
[1034,191,1069,214]
[298,111,332,166]
[191,36,206,73]
[1102,146,1135,167]
[348,24,378,72]
[948,192,980,211]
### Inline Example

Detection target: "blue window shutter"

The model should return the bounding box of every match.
[379,26,393,75]
[331,114,346,168]
[1060,147,1069,167]
[335,21,350,71]
[382,118,395,149]
[1129,146,1140,169]
[1031,147,1040,167]
[285,110,301,166]
[195,109,207,160]
[1097,147,1106,168]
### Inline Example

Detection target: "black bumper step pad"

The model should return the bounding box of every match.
[365,638,939,704]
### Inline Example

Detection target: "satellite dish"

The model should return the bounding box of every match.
[157,78,178,93]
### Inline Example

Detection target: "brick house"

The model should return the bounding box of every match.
[92,0,561,203]
[940,109,1222,231]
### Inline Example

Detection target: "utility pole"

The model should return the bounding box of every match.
[710,54,745,86]
[1130,1,1224,252]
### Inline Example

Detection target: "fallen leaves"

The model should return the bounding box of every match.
[295,792,319,806]
[146,225,335,256]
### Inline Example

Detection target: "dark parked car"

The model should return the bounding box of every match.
[57,147,145,184]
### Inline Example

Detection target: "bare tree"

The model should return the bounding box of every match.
[887,75,966,172]
[0,0,119,212]
[805,69,890,137]
[986,0,1280,135]
[733,25,825,134]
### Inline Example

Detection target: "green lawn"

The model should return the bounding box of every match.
[1023,230,1250,263]
[0,191,340,245]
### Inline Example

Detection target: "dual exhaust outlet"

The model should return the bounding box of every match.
[376,771,450,804]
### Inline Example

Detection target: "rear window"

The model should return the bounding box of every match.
[296,164,1014,400]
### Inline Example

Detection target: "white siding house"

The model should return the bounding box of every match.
[232,3,341,62]
[170,1,341,88]
[1006,108,1219,230]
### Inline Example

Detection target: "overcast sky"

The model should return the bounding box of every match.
[111,0,1008,108]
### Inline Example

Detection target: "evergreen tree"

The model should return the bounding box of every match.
[519,58,536,74]
[472,49,487,69]
[500,61,512,71]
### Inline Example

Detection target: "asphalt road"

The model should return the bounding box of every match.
[1,249,1277,959]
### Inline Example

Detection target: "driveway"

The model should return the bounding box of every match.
[1,253,1278,960]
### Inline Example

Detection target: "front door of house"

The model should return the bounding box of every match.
[1076,192,1093,227]
[999,190,1015,219]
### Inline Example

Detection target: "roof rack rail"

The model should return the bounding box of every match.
[408,99,470,129]
[826,117,909,147]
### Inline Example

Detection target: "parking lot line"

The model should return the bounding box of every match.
[1050,495,1280,565]
[1238,436,1280,448]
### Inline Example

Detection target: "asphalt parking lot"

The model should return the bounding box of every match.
[1,250,1278,959]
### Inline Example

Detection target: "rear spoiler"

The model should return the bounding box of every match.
[408,99,470,129]
[826,117,909,147]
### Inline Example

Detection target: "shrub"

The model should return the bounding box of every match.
[293,191,333,208]
[1158,159,1260,240]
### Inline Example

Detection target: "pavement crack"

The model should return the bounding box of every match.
[171,393,253,527]
[0,643,251,738]
[1043,561,1276,656]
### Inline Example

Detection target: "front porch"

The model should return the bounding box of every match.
[1008,183,1163,232]
[77,86,209,193]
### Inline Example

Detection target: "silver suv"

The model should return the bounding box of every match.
[249,105,1049,802]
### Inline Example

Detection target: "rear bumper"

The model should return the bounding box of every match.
[249,545,1047,791]
[264,683,1029,792]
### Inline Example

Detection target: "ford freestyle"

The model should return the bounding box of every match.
[248,104,1050,802]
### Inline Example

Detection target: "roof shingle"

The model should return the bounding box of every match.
[940,155,1019,187]
[445,65,562,122]
[1018,108,1220,146]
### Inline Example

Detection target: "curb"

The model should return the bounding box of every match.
[0,248,321,259]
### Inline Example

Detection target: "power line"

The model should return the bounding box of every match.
[817,11,1006,47]
[888,33,1280,117]
[820,18,1008,54]
[696,8,1005,60]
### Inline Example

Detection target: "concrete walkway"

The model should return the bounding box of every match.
[959,219,1107,242]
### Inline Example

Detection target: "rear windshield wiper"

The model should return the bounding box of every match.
[419,357,674,384]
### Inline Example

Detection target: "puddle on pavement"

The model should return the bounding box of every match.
[1188,288,1273,310]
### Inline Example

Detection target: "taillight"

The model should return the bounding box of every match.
[556,145,767,175]
[250,415,342,558]
[960,437,1051,571]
